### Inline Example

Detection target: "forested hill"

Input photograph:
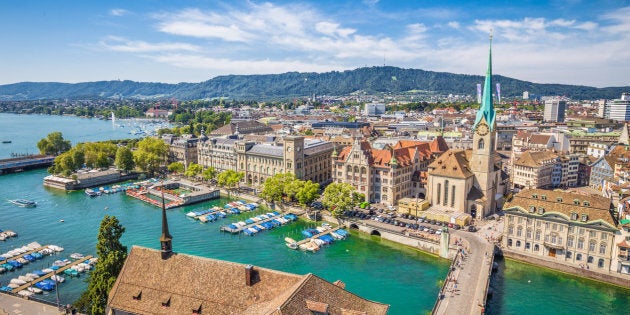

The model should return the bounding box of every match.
[0,66,627,101]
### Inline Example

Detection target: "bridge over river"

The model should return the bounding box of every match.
[0,155,54,174]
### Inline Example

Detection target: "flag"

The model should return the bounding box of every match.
[496,83,501,103]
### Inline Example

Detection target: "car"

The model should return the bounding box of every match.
[468,226,477,232]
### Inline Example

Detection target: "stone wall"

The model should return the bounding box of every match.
[501,249,630,289]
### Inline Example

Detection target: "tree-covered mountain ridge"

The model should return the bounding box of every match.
[1,66,627,101]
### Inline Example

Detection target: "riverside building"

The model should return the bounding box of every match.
[502,189,617,271]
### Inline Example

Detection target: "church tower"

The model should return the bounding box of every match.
[470,34,497,216]
[159,188,173,260]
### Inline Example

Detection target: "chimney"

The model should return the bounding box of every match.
[245,265,254,286]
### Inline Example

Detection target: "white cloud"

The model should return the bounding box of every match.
[447,21,460,29]
[110,9,129,16]
[99,36,200,53]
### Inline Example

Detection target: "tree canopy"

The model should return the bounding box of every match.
[259,173,320,206]
[216,170,244,196]
[37,131,71,155]
[322,183,357,218]
[75,215,128,315]
[114,146,135,173]
[184,163,203,178]
[132,137,168,176]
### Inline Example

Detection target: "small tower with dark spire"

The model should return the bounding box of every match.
[389,146,398,169]
[159,185,173,260]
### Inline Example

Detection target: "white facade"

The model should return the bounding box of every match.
[364,103,386,116]
[543,100,567,122]
[603,93,630,122]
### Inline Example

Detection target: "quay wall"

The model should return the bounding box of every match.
[500,249,630,289]
[44,172,138,190]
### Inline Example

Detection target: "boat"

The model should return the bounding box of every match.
[17,290,33,297]
[1,141,11,144]
[51,275,65,283]
[285,237,298,250]
[27,286,43,294]
[70,253,84,260]
[64,268,79,277]
[8,199,37,207]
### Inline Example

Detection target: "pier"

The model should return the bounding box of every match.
[0,155,55,175]
[295,227,341,246]
[220,213,288,234]
[0,245,49,265]
[432,232,494,315]
[11,255,93,293]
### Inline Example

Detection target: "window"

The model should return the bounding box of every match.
[551,234,557,244]
[571,212,578,220]
[535,230,541,241]
[508,225,514,235]
[552,223,557,230]
[577,238,584,249]
[443,180,449,206]
[517,226,523,237]
[509,216,514,222]
[583,201,590,206]
[587,256,594,263]
[589,231,596,238]
[589,241,596,252]
[557,197,563,202]
[599,243,606,255]
[567,236,574,247]
[541,195,547,200]
[451,185,456,207]
[478,138,485,149]
[516,240,522,247]
[518,217,523,223]
[507,239,513,246]
[526,229,532,238]
[566,251,572,259]
[525,243,531,250]
[538,207,545,214]
[532,194,538,199]
[437,183,441,203]
[581,214,588,221]
[573,199,580,205]
[534,244,540,251]
[529,206,536,213]
[576,253,582,261]
[601,233,607,240]
[598,258,605,268]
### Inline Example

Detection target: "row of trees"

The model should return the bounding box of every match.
[259,173,320,207]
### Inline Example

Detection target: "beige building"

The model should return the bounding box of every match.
[503,189,617,271]
[163,134,199,168]
[512,150,557,189]
[332,138,446,205]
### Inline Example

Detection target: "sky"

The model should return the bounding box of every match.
[1,0,629,87]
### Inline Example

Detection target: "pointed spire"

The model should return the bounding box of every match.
[332,143,338,158]
[474,32,496,130]
[620,123,629,146]
[389,146,398,168]
[159,181,173,260]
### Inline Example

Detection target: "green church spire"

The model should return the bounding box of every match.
[474,33,496,130]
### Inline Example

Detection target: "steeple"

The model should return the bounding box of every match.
[474,33,496,130]
[389,147,398,169]
[159,184,173,260]
[332,143,338,158]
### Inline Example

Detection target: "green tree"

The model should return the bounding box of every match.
[75,215,128,315]
[184,163,203,179]
[167,162,185,174]
[296,180,320,206]
[114,146,134,173]
[322,183,356,220]
[37,131,71,155]
[202,166,217,182]
[217,170,244,197]
[132,137,168,176]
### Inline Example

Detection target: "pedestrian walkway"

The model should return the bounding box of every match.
[0,293,64,314]
[433,231,494,315]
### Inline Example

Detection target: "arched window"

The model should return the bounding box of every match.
[478,138,485,149]
[598,258,605,268]
[534,244,539,251]
[576,253,582,261]
[587,256,594,263]
[507,239,513,246]
[516,240,521,247]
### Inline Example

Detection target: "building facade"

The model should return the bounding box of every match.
[503,189,617,271]
[543,99,567,122]
[602,93,630,121]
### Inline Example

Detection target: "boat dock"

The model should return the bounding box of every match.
[0,245,49,265]
[220,213,287,234]
[0,155,55,175]
[295,227,341,246]
[11,255,93,294]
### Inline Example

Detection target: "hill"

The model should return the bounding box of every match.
[0,67,627,101]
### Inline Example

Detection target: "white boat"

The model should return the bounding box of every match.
[330,232,344,240]
[10,278,26,285]
[42,268,54,273]
[70,253,84,260]
[185,211,197,217]
[7,283,19,289]
[27,286,43,294]
[8,199,37,207]
[285,237,298,250]
[312,239,325,246]
[51,275,65,283]
[48,245,64,252]
[17,290,33,297]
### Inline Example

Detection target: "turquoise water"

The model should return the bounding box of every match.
[1,113,629,314]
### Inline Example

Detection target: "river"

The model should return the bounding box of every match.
[0,113,628,314]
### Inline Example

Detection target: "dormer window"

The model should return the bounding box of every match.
[192,304,203,315]
[541,195,547,200]
[557,197,563,202]
[583,201,590,206]
[538,207,545,215]
[581,214,588,222]
[571,212,578,220]
[532,194,538,199]
[161,295,171,307]
[132,290,142,300]
[573,199,580,205]
[529,206,536,213]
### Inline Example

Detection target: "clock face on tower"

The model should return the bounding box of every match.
[476,123,489,136]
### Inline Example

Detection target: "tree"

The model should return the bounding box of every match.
[322,183,356,220]
[37,131,71,155]
[115,146,134,173]
[184,163,203,179]
[202,166,217,182]
[132,137,168,176]
[75,216,128,315]
[167,162,185,174]
[217,170,244,197]
[296,180,320,206]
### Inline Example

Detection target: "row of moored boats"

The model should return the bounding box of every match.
[0,243,64,273]
[186,201,260,222]
[224,212,299,235]
[85,183,141,197]
[0,229,17,241]
[285,225,350,252]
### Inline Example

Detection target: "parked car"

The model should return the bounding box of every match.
[468,226,477,232]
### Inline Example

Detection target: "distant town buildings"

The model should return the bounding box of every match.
[543,99,566,122]
[601,93,630,121]
[364,102,386,116]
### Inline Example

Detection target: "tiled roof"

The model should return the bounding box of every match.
[428,149,474,179]
[336,140,437,169]
[529,134,552,145]
[210,121,273,136]
[514,150,558,168]
[108,247,388,315]
[503,189,616,228]
[248,144,284,157]
[429,136,449,153]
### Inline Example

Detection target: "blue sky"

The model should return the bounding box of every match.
[1,0,629,87]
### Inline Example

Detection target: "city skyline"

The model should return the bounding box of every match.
[1,0,630,87]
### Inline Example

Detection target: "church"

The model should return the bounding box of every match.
[426,37,507,219]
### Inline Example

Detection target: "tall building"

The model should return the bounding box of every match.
[602,93,630,122]
[426,36,507,218]
[364,102,386,116]
[543,99,567,122]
